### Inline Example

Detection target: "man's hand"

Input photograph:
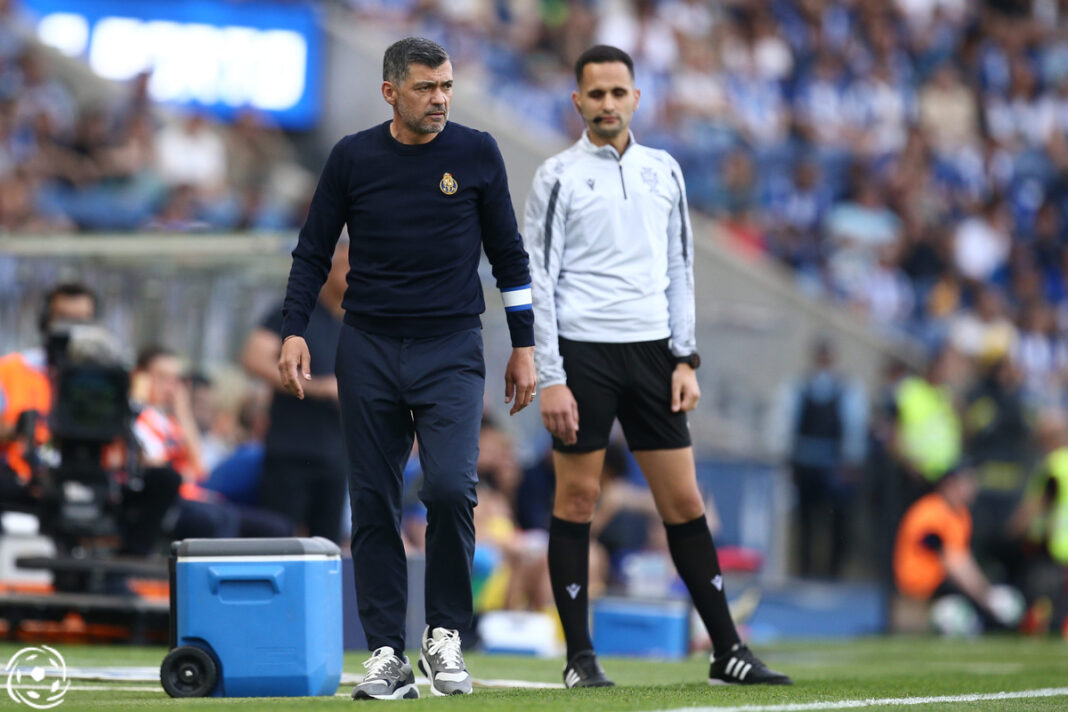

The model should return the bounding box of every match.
[278,336,312,399]
[671,364,701,412]
[540,383,579,445]
[504,346,537,415]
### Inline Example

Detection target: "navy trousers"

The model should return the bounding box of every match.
[335,324,484,652]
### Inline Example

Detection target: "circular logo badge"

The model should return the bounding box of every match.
[5,646,70,709]
[439,172,458,195]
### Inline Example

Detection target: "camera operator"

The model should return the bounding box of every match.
[0,283,180,563]
[0,284,97,505]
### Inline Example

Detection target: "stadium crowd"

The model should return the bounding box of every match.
[0,1,312,233]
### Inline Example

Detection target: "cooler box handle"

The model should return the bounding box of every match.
[207,565,285,598]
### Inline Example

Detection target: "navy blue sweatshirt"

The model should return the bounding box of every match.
[280,120,534,347]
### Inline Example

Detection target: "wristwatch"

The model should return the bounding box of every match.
[674,352,701,369]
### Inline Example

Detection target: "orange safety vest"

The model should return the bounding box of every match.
[0,351,52,481]
[133,406,210,502]
[893,492,972,600]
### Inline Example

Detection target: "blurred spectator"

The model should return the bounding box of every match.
[891,346,963,501]
[204,387,271,508]
[131,345,292,541]
[766,159,830,278]
[793,49,856,153]
[918,62,979,156]
[187,371,235,473]
[869,355,913,584]
[155,113,227,196]
[15,49,75,138]
[1008,409,1068,635]
[952,198,1012,283]
[861,244,916,327]
[948,285,1018,361]
[596,0,677,74]
[472,417,556,612]
[984,57,1052,151]
[777,338,868,579]
[515,440,556,532]
[963,356,1032,572]
[893,462,1023,634]
[1014,299,1068,406]
[826,178,903,301]
[590,442,659,573]
[241,239,347,543]
[225,110,309,231]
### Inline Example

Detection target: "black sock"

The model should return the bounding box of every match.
[548,516,593,660]
[665,516,741,657]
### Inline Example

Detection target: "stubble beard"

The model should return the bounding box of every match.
[589,114,625,141]
[401,104,448,135]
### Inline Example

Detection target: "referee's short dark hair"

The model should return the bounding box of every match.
[575,45,634,85]
[383,37,449,85]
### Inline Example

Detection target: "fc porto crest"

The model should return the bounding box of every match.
[641,167,659,192]
[439,172,458,195]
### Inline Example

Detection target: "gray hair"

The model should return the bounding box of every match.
[382,37,449,85]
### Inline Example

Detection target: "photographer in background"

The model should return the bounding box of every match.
[0,283,96,508]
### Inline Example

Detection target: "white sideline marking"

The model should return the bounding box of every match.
[643,687,1068,712]
[11,684,163,693]
[473,677,565,690]
[46,666,563,689]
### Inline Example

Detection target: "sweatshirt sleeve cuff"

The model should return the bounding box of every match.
[502,284,534,347]
[280,317,307,341]
[506,310,535,348]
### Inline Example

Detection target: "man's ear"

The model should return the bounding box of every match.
[382,81,397,107]
[571,90,580,115]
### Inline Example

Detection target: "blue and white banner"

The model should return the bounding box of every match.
[23,0,323,129]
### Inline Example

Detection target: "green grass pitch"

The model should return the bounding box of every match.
[2,637,1066,711]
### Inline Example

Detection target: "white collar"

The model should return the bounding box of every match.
[579,129,638,160]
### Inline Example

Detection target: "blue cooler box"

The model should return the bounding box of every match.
[164,538,342,698]
[592,597,690,659]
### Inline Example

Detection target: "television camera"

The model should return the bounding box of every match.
[15,324,180,589]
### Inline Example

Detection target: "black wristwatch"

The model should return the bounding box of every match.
[674,352,701,370]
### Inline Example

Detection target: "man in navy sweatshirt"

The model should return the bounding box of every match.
[277,37,536,700]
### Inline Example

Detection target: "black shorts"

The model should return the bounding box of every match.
[554,337,691,454]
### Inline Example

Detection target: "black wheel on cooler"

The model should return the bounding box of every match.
[161,646,218,697]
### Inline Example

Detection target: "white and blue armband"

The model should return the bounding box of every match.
[500,284,533,312]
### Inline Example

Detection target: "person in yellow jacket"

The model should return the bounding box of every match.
[1009,410,1068,635]
[892,347,963,485]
